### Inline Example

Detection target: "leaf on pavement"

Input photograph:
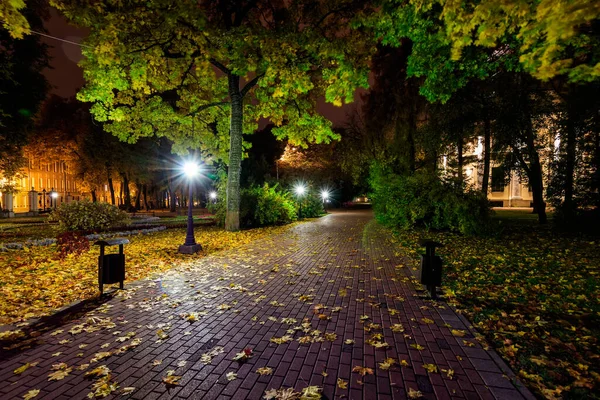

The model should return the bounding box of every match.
[23,389,40,400]
[352,366,374,376]
[256,367,273,376]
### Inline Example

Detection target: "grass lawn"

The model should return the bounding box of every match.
[389,210,599,399]
[0,224,293,327]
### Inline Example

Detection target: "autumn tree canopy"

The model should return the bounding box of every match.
[50,0,374,230]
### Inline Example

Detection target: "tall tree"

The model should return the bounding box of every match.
[52,0,373,230]
[0,0,49,190]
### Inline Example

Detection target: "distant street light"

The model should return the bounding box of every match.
[294,184,306,219]
[50,189,58,210]
[209,191,217,201]
[321,190,330,210]
[179,161,202,254]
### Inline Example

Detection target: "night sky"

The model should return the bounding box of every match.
[41,8,359,128]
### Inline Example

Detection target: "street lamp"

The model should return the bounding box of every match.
[50,188,58,210]
[321,189,330,210]
[179,161,202,254]
[294,184,306,219]
[209,191,217,203]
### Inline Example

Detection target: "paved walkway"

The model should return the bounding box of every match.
[0,210,535,400]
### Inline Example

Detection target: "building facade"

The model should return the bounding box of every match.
[443,136,536,208]
[0,157,83,216]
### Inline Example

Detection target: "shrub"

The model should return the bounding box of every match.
[210,182,297,228]
[247,184,297,227]
[369,163,491,235]
[49,200,131,233]
[295,192,325,218]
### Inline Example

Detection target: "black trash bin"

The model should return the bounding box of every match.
[94,238,129,294]
[418,239,443,299]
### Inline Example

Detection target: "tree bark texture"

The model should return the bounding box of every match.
[143,184,150,210]
[594,131,600,209]
[121,172,132,209]
[167,179,177,212]
[107,173,116,205]
[457,132,463,183]
[225,75,242,231]
[481,116,491,194]
[134,181,142,210]
[563,92,577,212]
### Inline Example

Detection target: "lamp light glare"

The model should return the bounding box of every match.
[51,192,59,198]
[294,185,306,196]
[209,191,217,200]
[321,190,329,200]
[183,162,200,177]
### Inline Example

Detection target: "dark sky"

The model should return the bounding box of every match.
[41,8,362,127]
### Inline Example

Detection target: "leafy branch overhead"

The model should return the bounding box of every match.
[46,0,374,150]
[50,0,374,230]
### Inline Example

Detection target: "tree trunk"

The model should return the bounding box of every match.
[594,131,600,209]
[91,189,97,203]
[457,132,464,184]
[407,91,417,173]
[134,181,142,211]
[107,170,116,205]
[529,156,547,224]
[121,172,132,210]
[481,116,491,195]
[525,123,547,224]
[167,179,177,212]
[225,75,243,231]
[143,184,150,210]
[563,93,577,213]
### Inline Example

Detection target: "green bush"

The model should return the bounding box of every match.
[295,192,325,218]
[210,182,297,228]
[247,184,297,227]
[369,163,491,235]
[49,200,131,233]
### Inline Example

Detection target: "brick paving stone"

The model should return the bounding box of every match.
[0,210,536,400]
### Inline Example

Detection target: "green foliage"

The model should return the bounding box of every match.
[0,0,30,39]
[295,192,325,219]
[210,182,297,228]
[49,200,130,233]
[369,163,491,235]
[244,184,297,227]
[368,0,600,86]
[52,0,374,230]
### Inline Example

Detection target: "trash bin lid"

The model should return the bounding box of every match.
[418,239,444,248]
[94,238,130,246]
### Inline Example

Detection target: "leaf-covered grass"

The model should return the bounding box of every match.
[0,215,215,242]
[390,218,600,399]
[0,224,293,326]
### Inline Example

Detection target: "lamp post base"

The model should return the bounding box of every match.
[178,244,202,254]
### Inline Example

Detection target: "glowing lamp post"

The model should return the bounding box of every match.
[209,191,217,203]
[294,184,306,219]
[179,162,202,254]
[321,190,329,210]
[50,189,59,210]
